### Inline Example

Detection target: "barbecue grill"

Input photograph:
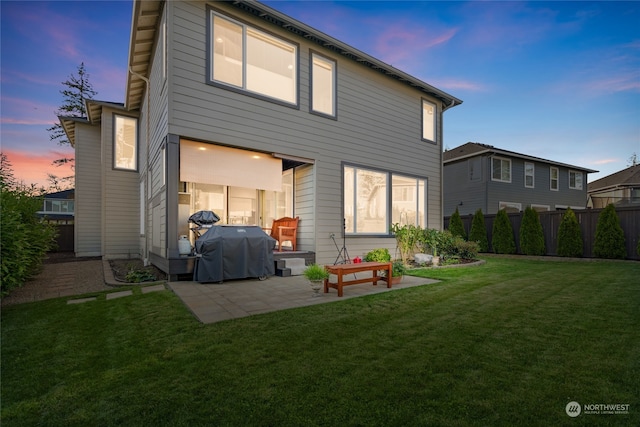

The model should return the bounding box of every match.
[190,211,276,283]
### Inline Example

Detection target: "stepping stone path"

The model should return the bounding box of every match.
[67,284,166,304]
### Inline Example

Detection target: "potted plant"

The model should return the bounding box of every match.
[303,263,329,297]
[389,260,406,284]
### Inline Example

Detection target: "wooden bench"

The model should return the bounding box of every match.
[324,261,393,297]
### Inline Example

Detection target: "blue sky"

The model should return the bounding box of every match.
[2,1,639,188]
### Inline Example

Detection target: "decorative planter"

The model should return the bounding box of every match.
[383,275,403,285]
[308,280,324,297]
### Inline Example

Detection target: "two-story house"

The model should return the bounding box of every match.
[443,142,597,216]
[60,0,462,278]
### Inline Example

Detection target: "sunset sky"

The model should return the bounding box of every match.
[2,1,639,189]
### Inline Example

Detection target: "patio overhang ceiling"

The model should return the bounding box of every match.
[125,0,462,112]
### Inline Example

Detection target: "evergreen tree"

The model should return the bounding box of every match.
[448,207,467,240]
[593,204,626,259]
[46,63,97,189]
[557,207,583,257]
[469,208,489,252]
[492,209,516,254]
[519,206,545,255]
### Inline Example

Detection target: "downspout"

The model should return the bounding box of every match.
[440,98,456,228]
[129,67,151,266]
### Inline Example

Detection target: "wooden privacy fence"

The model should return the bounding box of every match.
[444,206,640,260]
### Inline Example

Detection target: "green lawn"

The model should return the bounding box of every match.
[2,257,639,426]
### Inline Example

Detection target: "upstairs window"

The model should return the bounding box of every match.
[422,99,436,143]
[114,115,138,171]
[491,156,511,183]
[569,170,583,190]
[550,167,559,191]
[310,52,336,117]
[210,11,297,105]
[525,162,535,188]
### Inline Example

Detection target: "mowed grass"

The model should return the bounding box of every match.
[2,257,639,426]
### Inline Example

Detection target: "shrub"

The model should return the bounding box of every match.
[390,223,419,266]
[448,208,467,240]
[303,263,329,281]
[519,207,545,255]
[492,209,516,254]
[443,237,479,260]
[556,207,583,257]
[1,183,57,296]
[364,248,391,263]
[593,204,626,259]
[469,209,489,252]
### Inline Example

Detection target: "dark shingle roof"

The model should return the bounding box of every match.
[443,142,598,173]
[588,164,640,191]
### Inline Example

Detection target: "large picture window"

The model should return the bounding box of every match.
[344,165,427,235]
[491,156,511,183]
[210,11,297,105]
[422,99,436,142]
[113,115,138,171]
[310,52,336,117]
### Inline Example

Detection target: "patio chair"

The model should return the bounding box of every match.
[270,216,299,252]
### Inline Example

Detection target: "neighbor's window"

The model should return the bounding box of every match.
[569,170,583,190]
[311,52,336,117]
[422,99,436,142]
[525,162,535,188]
[344,165,427,234]
[114,115,138,171]
[44,200,74,213]
[210,11,297,105]
[491,156,511,182]
[550,167,559,191]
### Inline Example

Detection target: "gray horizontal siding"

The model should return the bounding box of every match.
[74,123,102,256]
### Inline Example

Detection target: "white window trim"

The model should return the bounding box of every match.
[491,156,512,183]
[524,162,535,188]
[550,166,559,191]
[531,204,550,212]
[499,201,522,212]
[569,170,583,190]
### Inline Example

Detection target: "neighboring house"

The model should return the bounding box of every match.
[443,142,597,216]
[60,0,462,277]
[37,189,74,224]
[587,164,640,208]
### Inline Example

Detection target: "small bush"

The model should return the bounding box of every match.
[557,208,583,257]
[593,204,626,259]
[444,237,479,260]
[519,207,545,255]
[448,208,467,240]
[469,209,489,252]
[364,248,391,263]
[492,209,516,254]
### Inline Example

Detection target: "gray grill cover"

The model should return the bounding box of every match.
[193,225,276,283]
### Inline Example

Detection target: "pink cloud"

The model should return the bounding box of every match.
[429,78,489,93]
[2,148,75,188]
[373,22,458,65]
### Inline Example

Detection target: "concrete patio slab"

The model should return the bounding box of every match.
[168,274,438,324]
